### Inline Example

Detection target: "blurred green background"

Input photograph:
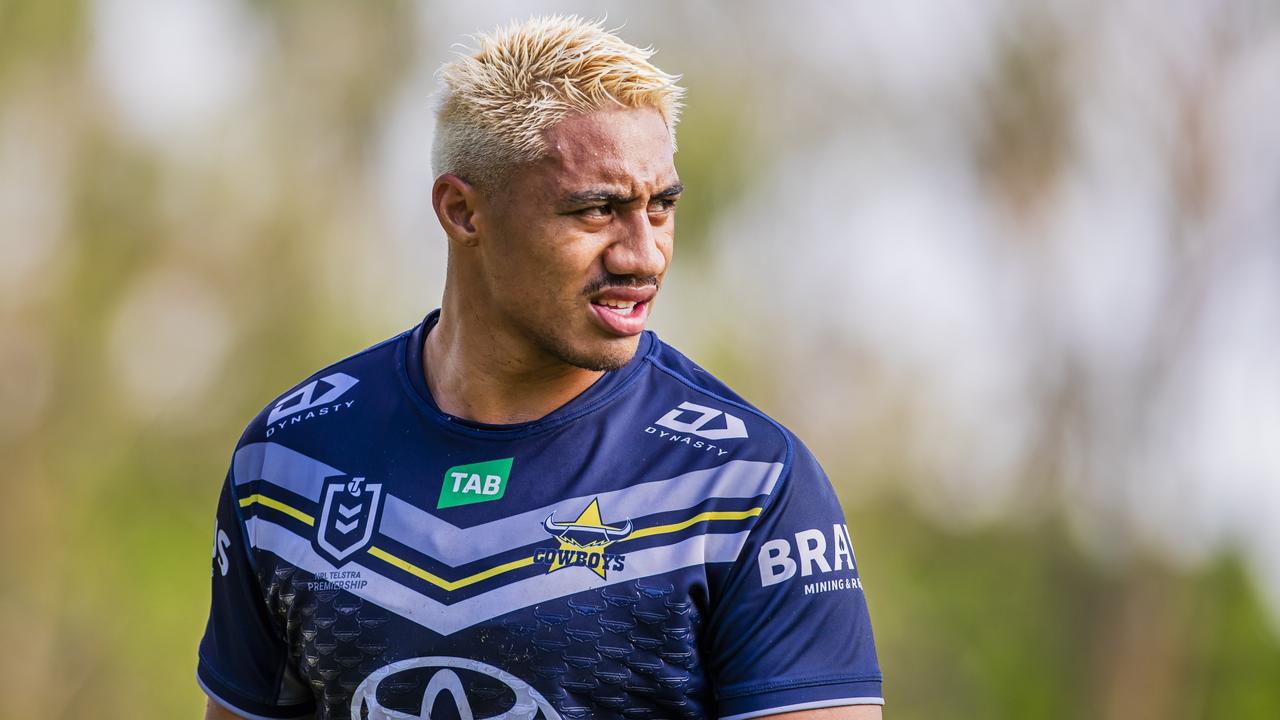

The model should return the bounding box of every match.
[2,1,1279,718]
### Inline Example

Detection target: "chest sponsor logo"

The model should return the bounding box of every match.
[757,523,863,595]
[265,372,358,436]
[534,498,631,579]
[437,457,513,509]
[645,401,748,456]
[314,475,384,565]
[352,656,561,720]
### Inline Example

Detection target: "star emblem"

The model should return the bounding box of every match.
[541,498,632,578]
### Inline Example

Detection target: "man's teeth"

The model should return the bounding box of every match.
[597,300,637,311]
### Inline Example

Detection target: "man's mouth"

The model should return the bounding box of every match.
[594,298,644,316]
[589,288,655,336]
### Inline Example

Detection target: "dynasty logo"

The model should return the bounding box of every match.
[534,498,631,579]
[265,372,359,437]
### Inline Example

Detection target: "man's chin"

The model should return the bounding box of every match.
[546,333,641,372]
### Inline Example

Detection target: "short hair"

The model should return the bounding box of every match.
[432,15,685,191]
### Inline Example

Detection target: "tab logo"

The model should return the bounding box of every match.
[438,458,513,509]
[654,401,748,440]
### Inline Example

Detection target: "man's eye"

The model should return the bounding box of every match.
[580,205,612,218]
[650,198,678,213]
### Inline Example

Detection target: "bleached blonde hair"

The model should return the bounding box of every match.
[432,15,685,191]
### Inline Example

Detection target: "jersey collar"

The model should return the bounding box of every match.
[399,309,655,438]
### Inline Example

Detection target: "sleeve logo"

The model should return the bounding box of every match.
[211,521,231,577]
[757,523,861,592]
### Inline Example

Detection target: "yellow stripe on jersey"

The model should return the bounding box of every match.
[239,493,316,526]
[623,508,763,542]
[368,548,535,592]
[237,490,762,590]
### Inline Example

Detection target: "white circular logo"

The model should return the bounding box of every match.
[350,656,562,720]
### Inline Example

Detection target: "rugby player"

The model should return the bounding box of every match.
[199,16,882,720]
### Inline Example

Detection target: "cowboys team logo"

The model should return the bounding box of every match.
[534,498,631,579]
[314,475,383,565]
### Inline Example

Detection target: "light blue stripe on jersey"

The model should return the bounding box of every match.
[244,516,753,635]
[379,459,783,565]
[233,441,783,567]
[720,697,886,720]
[232,442,340,498]
[196,674,314,720]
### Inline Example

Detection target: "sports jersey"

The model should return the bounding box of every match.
[198,310,882,720]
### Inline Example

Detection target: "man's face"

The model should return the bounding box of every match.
[475,107,681,371]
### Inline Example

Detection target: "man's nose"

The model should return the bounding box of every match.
[603,208,669,279]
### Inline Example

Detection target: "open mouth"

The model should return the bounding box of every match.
[593,298,645,317]
[589,290,654,336]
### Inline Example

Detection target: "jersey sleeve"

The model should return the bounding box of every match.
[706,439,883,720]
[197,468,315,720]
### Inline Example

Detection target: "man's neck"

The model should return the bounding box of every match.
[422,309,605,425]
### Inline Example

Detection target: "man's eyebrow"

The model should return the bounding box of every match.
[564,189,633,205]
[653,183,684,199]
[562,183,684,206]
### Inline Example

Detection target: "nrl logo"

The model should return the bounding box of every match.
[314,475,383,566]
[533,498,631,579]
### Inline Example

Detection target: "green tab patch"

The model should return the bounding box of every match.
[438,457,513,509]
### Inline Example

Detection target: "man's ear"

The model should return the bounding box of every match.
[432,174,482,247]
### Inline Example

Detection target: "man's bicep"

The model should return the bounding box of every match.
[760,705,883,720]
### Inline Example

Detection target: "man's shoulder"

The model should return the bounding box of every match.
[643,335,753,406]
[633,334,798,468]
[235,328,412,448]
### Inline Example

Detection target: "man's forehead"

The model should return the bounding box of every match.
[539,108,677,192]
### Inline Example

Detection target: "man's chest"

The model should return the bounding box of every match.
[239,437,775,717]
[261,559,713,719]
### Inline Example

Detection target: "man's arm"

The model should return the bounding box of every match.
[764,705,883,720]
[204,698,250,720]
[702,437,883,718]
[198,467,317,719]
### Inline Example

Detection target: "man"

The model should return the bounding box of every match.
[199,16,881,720]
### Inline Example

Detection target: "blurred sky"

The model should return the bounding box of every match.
[1,1,1279,718]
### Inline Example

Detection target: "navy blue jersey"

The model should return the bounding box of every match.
[198,311,881,720]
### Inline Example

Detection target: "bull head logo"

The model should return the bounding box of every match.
[538,498,632,579]
[542,498,632,546]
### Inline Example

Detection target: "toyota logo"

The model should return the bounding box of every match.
[350,656,562,720]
